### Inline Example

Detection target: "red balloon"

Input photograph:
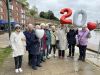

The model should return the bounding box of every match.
[87,22,97,30]
[60,8,72,24]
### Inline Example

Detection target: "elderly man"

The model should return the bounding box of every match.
[24,24,41,70]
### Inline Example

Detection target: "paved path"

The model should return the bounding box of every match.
[0,51,100,75]
[0,33,100,75]
[0,33,9,48]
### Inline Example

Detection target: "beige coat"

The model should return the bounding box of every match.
[51,31,56,45]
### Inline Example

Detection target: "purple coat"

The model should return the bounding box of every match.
[76,29,90,46]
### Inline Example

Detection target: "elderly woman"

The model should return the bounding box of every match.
[58,25,67,58]
[45,24,51,59]
[10,24,26,73]
[76,26,91,61]
[40,23,47,61]
[50,26,56,57]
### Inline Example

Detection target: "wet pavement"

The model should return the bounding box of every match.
[0,51,100,75]
[0,33,100,75]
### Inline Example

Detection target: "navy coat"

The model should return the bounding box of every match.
[67,29,78,45]
[24,30,40,55]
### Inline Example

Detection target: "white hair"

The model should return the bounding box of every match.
[15,24,21,28]
[40,23,45,27]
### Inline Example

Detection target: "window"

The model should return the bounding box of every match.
[16,7,18,11]
[21,9,25,14]
[16,13,18,16]
[10,17,14,22]
[21,14,25,19]
[0,1,2,6]
[0,15,3,19]
[0,7,3,12]
[9,5,13,10]
[16,2,18,5]
[16,18,19,22]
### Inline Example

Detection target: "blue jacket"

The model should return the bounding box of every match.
[45,29,51,46]
[24,30,40,55]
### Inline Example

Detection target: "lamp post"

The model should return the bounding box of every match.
[6,0,11,39]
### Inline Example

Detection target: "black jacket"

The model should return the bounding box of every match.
[67,29,78,45]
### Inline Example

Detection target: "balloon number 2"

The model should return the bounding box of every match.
[60,8,72,24]
[60,8,96,30]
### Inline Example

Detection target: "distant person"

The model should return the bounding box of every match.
[76,26,91,61]
[10,24,26,73]
[67,25,78,58]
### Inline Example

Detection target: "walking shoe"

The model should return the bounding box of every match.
[19,68,23,72]
[15,69,19,73]
[49,54,52,57]
[54,54,57,57]
[37,64,42,67]
[32,67,37,70]
[82,59,85,62]
[78,58,82,61]
[67,55,71,57]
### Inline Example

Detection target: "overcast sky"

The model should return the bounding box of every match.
[28,0,100,22]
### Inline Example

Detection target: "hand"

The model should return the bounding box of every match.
[21,38,26,41]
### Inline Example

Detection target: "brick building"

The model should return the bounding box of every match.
[0,0,34,30]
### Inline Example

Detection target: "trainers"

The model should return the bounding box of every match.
[54,54,57,57]
[49,54,52,57]
[19,68,23,72]
[15,69,19,73]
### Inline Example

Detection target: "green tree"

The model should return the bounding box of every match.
[29,6,38,17]
[39,10,59,21]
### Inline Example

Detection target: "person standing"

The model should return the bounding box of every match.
[58,25,67,58]
[10,24,26,73]
[40,23,47,61]
[50,26,56,57]
[45,24,51,59]
[76,26,91,61]
[24,24,41,70]
[67,25,78,58]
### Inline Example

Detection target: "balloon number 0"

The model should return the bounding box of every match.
[60,8,96,30]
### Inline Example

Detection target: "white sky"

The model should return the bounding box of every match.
[28,0,100,22]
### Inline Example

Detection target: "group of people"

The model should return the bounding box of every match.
[10,23,91,73]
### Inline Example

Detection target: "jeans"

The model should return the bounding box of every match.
[31,54,41,68]
[79,45,87,60]
[49,45,56,54]
[68,44,75,56]
[46,45,50,57]
[28,54,33,65]
[14,55,23,69]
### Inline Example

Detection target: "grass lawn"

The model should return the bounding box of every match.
[0,47,12,65]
